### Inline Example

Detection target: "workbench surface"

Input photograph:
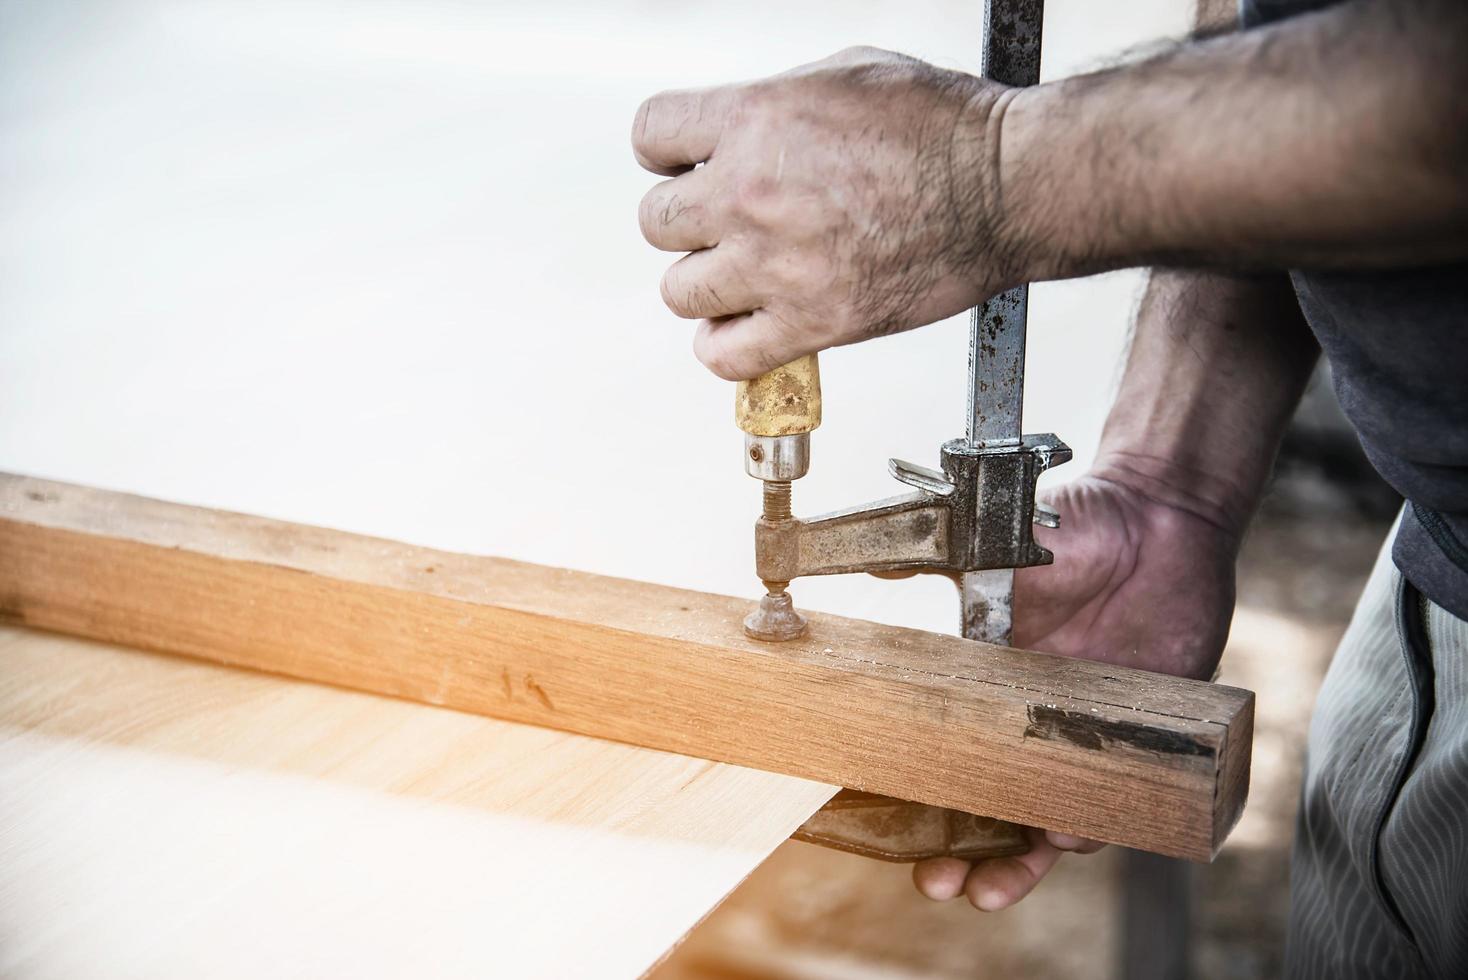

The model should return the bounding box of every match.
[0,626,833,979]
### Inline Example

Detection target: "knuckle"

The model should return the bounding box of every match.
[633,90,694,169]
[722,86,774,137]
[638,186,672,244]
[751,345,787,377]
[828,45,896,70]
[661,264,706,319]
[826,305,861,342]
[731,175,780,220]
[692,334,724,375]
[637,192,659,242]
[692,328,746,382]
[659,267,687,316]
[634,91,672,131]
[729,84,765,116]
[631,95,658,160]
[701,351,743,382]
[780,247,819,281]
[766,253,822,303]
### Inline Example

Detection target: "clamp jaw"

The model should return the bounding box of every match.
[752,435,1070,590]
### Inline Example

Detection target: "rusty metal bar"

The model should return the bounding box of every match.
[963,0,1045,645]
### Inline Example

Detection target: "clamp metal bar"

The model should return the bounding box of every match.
[963,0,1045,644]
[966,0,1044,449]
[967,290,1029,447]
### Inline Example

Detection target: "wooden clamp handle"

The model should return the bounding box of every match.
[734,354,822,437]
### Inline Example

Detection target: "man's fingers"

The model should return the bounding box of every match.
[963,829,1064,911]
[639,171,719,252]
[1045,830,1106,855]
[660,248,760,321]
[912,857,972,902]
[632,87,729,176]
[913,828,1100,909]
[909,829,1103,910]
[692,308,812,381]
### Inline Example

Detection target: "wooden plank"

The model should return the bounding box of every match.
[0,624,835,977]
[0,473,1253,860]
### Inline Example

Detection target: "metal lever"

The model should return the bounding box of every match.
[752,435,1070,587]
[889,458,956,496]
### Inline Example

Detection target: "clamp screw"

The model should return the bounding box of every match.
[762,481,792,522]
[744,480,805,641]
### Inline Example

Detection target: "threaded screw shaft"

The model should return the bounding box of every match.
[762,480,792,522]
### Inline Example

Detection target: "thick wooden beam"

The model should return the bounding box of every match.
[0,473,1252,860]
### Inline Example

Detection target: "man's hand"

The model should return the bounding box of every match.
[633,48,1023,380]
[912,267,1317,911]
[913,471,1239,909]
[636,3,1468,382]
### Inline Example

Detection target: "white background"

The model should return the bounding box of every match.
[0,0,1188,634]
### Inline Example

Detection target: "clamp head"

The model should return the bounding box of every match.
[743,589,807,642]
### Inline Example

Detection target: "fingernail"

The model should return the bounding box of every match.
[1047,831,1084,850]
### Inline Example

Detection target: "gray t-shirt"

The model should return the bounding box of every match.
[1244,0,1468,620]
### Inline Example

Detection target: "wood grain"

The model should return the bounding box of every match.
[0,473,1253,859]
[0,624,835,978]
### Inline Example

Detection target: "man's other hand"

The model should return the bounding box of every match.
[913,471,1238,910]
[633,48,1023,380]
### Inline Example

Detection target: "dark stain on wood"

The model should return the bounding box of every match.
[1024,704,1213,759]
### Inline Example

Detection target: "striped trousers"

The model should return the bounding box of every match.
[1287,520,1468,978]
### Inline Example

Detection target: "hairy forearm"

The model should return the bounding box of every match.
[1093,270,1319,539]
[998,0,1468,277]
